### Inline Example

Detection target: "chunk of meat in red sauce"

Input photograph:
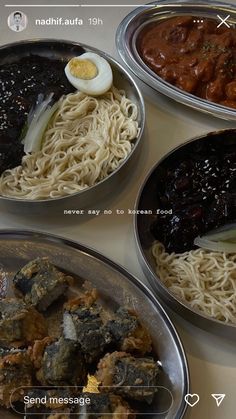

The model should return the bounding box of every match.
[206,77,226,102]
[138,16,236,108]
[164,25,189,44]
[179,30,203,54]
[216,52,233,74]
[176,74,198,93]
[226,81,236,100]
[194,59,214,82]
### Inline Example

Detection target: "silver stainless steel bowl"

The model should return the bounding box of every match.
[116,0,236,120]
[0,229,189,419]
[0,39,145,215]
[135,128,236,339]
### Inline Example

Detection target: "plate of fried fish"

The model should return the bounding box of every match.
[0,230,188,418]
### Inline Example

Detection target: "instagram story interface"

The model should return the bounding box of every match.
[0,1,236,419]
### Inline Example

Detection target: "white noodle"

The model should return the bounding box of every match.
[0,86,139,200]
[152,241,236,324]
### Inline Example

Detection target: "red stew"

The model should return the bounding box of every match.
[137,16,236,109]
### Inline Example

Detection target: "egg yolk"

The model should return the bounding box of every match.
[69,58,98,80]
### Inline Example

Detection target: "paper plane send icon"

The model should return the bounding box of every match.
[211,394,225,407]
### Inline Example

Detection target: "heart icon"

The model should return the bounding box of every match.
[184,393,200,407]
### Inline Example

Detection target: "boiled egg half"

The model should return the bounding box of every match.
[65,52,113,96]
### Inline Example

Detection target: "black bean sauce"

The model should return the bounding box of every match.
[0,55,75,174]
[151,132,236,253]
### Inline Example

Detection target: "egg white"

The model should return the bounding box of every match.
[65,52,113,96]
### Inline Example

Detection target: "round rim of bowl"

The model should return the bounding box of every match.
[116,0,236,120]
[0,228,190,418]
[0,38,145,203]
[134,128,236,332]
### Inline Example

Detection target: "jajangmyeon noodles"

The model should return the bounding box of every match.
[0,87,139,200]
[152,241,236,324]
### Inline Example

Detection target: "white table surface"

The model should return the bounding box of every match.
[0,1,236,418]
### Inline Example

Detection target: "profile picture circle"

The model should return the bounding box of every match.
[8,11,28,32]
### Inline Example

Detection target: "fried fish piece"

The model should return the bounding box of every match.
[13,258,72,311]
[63,290,112,363]
[108,394,136,419]
[24,388,72,417]
[47,414,70,419]
[0,298,47,348]
[46,393,135,419]
[0,349,33,407]
[78,392,136,419]
[35,337,86,386]
[29,336,53,369]
[106,308,152,355]
[96,352,159,404]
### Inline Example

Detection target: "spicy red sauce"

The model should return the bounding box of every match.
[137,16,236,109]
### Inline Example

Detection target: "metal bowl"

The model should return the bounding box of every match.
[0,229,188,419]
[0,39,145,215]
[116,0,236,120]
[135,128,236,339]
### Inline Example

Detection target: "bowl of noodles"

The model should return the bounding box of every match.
[0,39,144,214]
[135,129,236,338]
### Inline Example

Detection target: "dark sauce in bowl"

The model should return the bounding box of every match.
[0,55,74,174]
[151,130,236,253]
